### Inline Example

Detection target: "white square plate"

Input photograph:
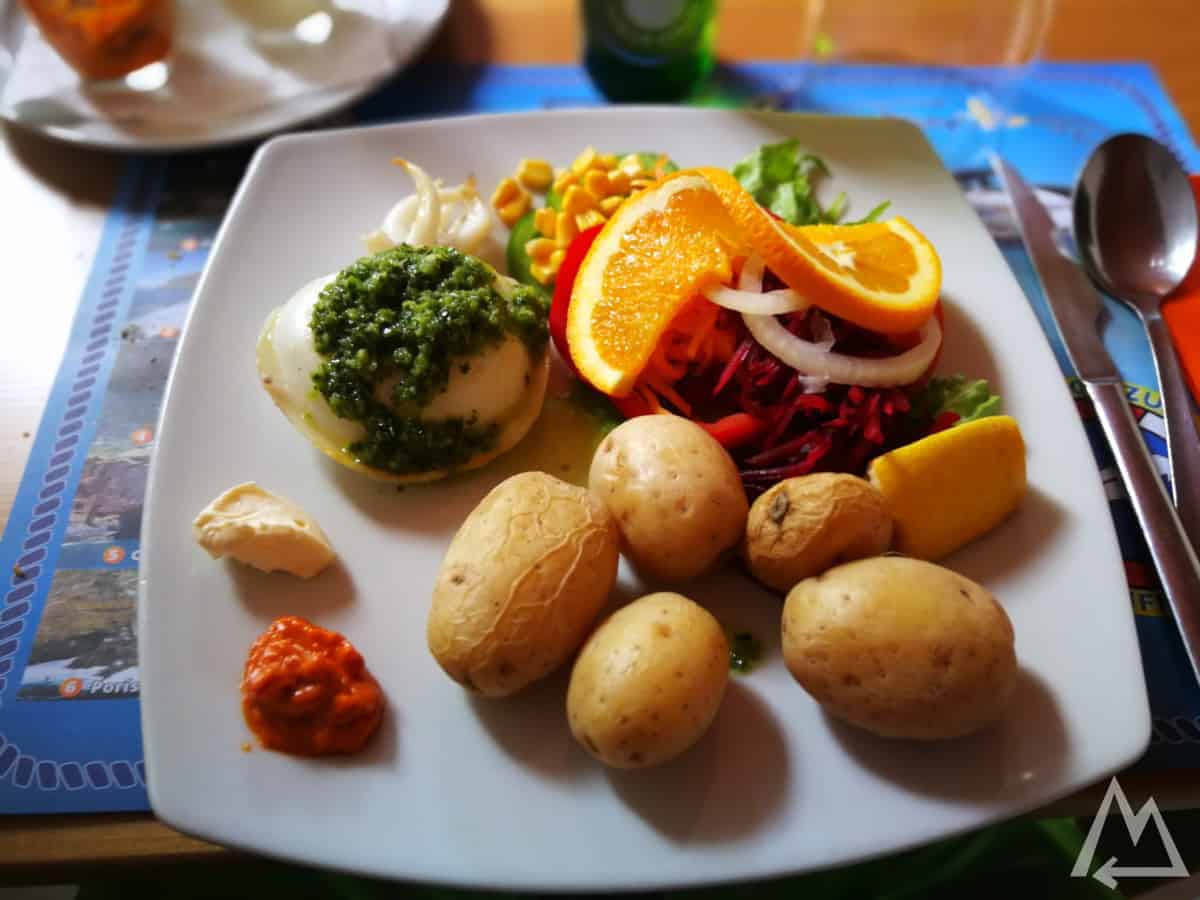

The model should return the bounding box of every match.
[140,108,1150,891]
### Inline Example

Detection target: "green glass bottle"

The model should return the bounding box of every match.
[582,0,717,103]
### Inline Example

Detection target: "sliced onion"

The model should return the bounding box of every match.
[808,310,836,352]
[703,283,809,315]
[362,229,394,255]
[381,194,419,242]
[367,163,490,255]
[798,374,831,394]
[393,158,440,247]
[738,253,764,292]
[742,312,942,387]
[440,186,490,252]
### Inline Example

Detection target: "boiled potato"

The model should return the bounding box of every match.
[588,415,748,581]
[567,592,728,768]
[428,471,620,697]
[782,557,1017,740]
[744,474,892,592]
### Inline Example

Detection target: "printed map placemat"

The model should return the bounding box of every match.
[1,61,1197,813]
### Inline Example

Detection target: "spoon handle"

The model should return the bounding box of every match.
[1143,311,1200,551]
[1088,380,1200,688]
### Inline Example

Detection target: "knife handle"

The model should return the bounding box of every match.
[1088,380,1200,687]
[1144,311,1200,551]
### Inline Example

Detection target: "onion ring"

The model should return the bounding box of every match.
[742,313,942,387]
[702,283,809,315]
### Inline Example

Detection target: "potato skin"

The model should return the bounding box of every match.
[428,472,620,697]
[588,416,748,581]
[744,474,893,592]
[782,557,1017,740]
[567,592,729,768]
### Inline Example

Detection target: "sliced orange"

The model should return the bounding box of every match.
[695,167,942,334]
[567,170,747,396]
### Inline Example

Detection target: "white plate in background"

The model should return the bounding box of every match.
[0,0,448,152]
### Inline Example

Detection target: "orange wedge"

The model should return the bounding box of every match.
[696,167,942,334]
[567,170,747,396]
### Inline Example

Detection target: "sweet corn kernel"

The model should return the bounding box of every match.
[554,211,579,247]
[549,249,566,271]
[496,194,531,228]
[516,158,553,192]
[525,237,556,262]
[552,169,578,196]
[597,153,618,171]
[606,170,632,195]
[618,153,645,176]
[583,170,610,197]
[534,207,557,239]
[490,177,522,210]
[576,210,606,231]
[562,185,597,218]
[530,261,555,284]
[571,146,599,175]
[599,196,624,215]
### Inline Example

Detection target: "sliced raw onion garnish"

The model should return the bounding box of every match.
[738,253,765,292]
[809,310,836,352]
[393,158,440,247]
[742,312,942,387]
[363,161,492,255]
[798,374,831,394]
[703,283,809,315]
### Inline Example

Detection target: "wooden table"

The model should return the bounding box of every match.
[3,0,1199,883]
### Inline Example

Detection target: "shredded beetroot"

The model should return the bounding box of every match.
[667,305,920,496]
[931,410,962,433]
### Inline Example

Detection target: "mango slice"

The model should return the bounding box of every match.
[867,415,1026,560]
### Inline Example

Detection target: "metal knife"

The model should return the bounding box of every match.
[992,154,1200,688]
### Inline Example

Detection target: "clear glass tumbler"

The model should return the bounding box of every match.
[20,0,173,90]
[809,0,1054,66]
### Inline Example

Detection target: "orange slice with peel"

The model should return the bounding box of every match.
[567,170,747,396]
[696,167,941,334]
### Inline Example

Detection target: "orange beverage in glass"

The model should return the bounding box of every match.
[20,0,173,82]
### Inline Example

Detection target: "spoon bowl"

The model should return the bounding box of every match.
[1074,133,1198,304]
[1073,132,1200,548]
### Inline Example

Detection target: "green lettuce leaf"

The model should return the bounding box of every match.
[731,139,889,225]
[909,375,1002,431]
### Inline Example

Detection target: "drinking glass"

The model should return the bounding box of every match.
[20,0,173,91]
[809,0,1054,66]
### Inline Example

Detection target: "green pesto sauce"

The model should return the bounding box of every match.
[309,244,549,474]
[729,631,763,674]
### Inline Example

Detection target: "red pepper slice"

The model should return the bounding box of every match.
[611,394,652,419]
[700,412,769,449]
[549,224,604,376]
[930,410,962,434]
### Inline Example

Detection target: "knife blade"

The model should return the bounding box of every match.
[992,156,1120,383]
[991,153,1200,689]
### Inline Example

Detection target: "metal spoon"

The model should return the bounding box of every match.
[1074,133,1200,549]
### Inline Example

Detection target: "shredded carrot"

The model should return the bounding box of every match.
[644,373,693,416]
[637,384,663,412]
[635,296,741,415]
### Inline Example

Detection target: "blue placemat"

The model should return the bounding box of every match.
[1,61,1197,815]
